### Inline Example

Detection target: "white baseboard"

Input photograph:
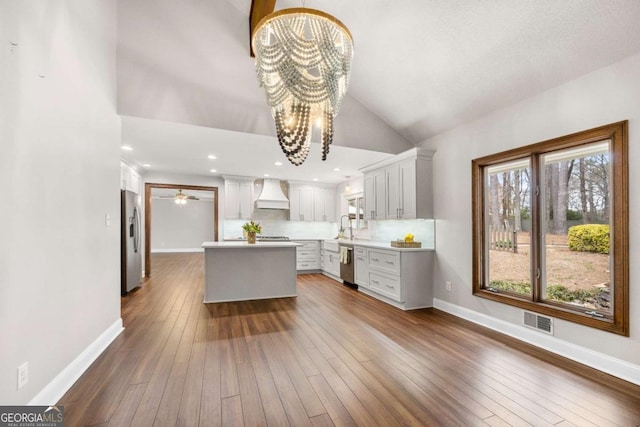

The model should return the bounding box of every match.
[321,271,342,282]
[28,318,124,405]
[151,248,204,253]
[433,299,640,386]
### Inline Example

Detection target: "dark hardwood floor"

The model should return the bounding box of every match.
[59,253,640,426]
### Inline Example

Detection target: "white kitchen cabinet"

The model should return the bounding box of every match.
[322,240,340,279]
[399,159,417,218]
[363,169,386,220]
[291,184,336,222]
[313,188,335,222]
[354,246,368,287]
[361,148,434,220]
[386,163,401,219]
[323,249,340,277]
[363,173,375,221]
[290,185,314,221]
[224,178,254,220]
[352,243,433,310]
[120,162,141,194]
[294,240,320,271]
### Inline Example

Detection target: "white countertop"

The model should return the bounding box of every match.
[335,239,434,252]
[219,237,434,251]
[202,241,301,248]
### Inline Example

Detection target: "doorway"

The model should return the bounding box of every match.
[144,183,219,277]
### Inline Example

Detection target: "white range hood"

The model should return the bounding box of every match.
[255,179,289,210]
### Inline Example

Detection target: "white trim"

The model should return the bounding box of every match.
[29,319,124,405]
[321,271,342,282]
[360,147,434,173]
[150,248,204,253]
[433,299,640,386]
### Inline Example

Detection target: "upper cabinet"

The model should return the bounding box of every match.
[313,188,335,222]
[363,169,386,220]
[289,185,314,221]
[121,162,141,194]
[290,183,337,222]
[361,148,434,220]
[224,177,254,220]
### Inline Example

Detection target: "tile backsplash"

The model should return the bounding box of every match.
[368,219,435,249]
[224,219,339,239]
[224,218,435,248]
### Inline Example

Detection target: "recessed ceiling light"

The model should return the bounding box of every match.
[274,161,283,166]
[142,164,151,167]
[333,168,340,172]
[208,155,217,160]
[210,169,217,173]
[264,173,270,177]
[122,145,133,151]
[313,178,319,181]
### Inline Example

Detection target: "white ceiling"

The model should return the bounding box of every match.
[151,187,216,200]
[121,116,393,183]
[117,0,640,181]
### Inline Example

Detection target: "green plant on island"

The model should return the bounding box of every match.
[242,220,262,234]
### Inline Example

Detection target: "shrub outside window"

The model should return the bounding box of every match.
[471,121,628,335]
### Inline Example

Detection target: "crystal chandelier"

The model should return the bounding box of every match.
[252,8,354,166]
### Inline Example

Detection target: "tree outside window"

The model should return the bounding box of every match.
[472,122,628,335]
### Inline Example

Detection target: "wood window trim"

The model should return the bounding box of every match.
[144,183,219,277]
[471,121,629,336]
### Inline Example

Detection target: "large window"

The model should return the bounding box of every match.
[472,122,628,335]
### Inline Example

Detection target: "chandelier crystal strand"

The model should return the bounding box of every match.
[252,8,353,166]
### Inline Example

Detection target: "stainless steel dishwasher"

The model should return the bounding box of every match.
[339,243,355,287]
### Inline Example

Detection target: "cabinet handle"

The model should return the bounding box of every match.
[357,257,364,261]
[385,284,394,289]
[371,279,379,284]
[385,261,395,265]
[301,263,308,267]
[329,254,333,262]
[371,257,380,262]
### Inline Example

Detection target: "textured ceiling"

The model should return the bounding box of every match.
[117,0,640,175]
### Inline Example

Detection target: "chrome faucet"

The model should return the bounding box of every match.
[340,215,353,240]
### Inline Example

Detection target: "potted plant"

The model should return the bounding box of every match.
[242,220,262,244]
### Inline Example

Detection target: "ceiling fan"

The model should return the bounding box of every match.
[160,189,199,205]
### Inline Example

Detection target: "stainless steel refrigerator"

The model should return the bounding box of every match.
[121,190,142,295]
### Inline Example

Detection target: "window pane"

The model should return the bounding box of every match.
[485,160,532,296]
[540,141,612,315]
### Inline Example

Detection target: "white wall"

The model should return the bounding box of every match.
[421,52,640,379]
[0,0,121,404]
[143,172,224,269]
[151,199,215,251]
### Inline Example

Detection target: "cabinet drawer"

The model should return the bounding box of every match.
[297,260,319,270]
[295,241,320,250]
[369,272,402,302]
[296,250,318,259]
[367,249,400,275]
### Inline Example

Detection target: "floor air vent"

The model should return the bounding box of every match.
[523,311,554,335]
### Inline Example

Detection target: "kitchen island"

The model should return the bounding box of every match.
[201,241,300,303]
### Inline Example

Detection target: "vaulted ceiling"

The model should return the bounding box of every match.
[117,0,640,175]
